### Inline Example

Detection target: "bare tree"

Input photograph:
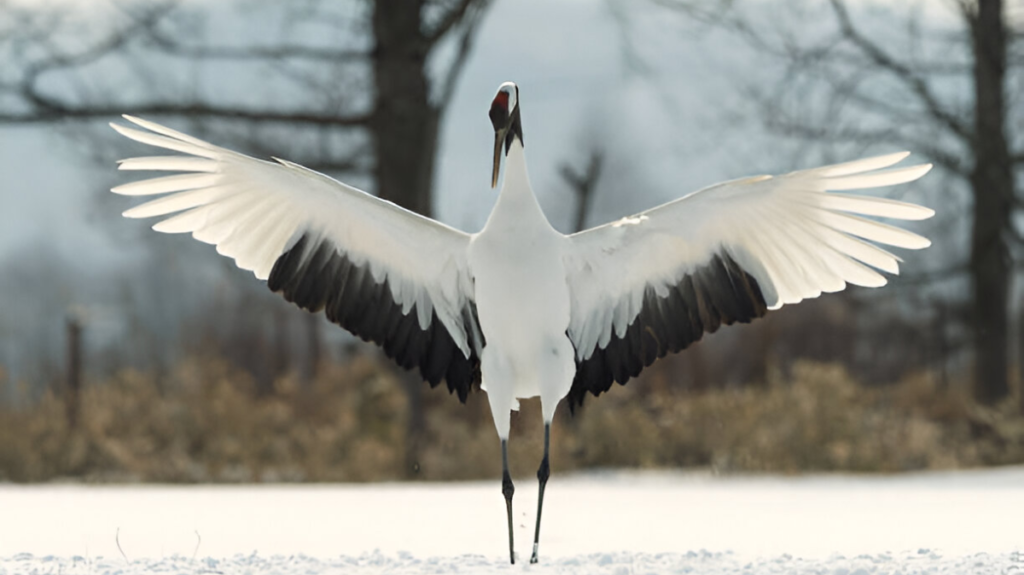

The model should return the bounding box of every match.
[0,1,489,190]
[560,150,605,234]
[657,0,1022,406]
[0,0,493,472]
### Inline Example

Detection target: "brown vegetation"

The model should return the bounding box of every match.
[2,356,1022,483]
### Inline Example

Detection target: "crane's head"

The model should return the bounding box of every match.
[490,82,522,188]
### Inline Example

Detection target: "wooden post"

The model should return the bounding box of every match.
[933,299,950,391]
[65,316,83,429]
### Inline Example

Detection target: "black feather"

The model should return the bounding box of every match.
[569,251,768,409]
[268,233,481,402]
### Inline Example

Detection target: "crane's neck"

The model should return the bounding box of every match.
[487,139,550,231]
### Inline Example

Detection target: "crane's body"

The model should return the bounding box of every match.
[471,139,574,434]
[110,81,935,565]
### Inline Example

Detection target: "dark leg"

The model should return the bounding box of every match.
[501,439,515,564]
[529,422,551,564]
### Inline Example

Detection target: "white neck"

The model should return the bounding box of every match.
[485,139,551,231]
[503,140,532,197]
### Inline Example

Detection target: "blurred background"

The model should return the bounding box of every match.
[0,0,1022,483]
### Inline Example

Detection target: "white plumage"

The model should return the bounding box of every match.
[110,81,933,564]
[113,116,480,356]
[565,152,932,361]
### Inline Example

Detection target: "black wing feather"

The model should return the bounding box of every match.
[567,252,767,410]
[269,232,482,401]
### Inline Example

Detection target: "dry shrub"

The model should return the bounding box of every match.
[0,356,406,482]
[574,361,1024,473]
[1,357,1023,483]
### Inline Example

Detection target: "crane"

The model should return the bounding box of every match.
[110,81,933,564]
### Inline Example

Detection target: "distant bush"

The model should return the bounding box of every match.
[574,362,1024,473]
[1,356,1022,483]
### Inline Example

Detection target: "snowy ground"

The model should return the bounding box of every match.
[2,467,1023,574]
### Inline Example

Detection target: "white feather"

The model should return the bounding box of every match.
[815,152,910,177]
[118,156,219,172]
[566,154,933,360]
[111,173,221,196]
[111,123,218,159]
[800,192,934,220]
[111,116,477,357]
[122,186,236,218]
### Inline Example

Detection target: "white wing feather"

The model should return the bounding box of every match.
[565,153,933,361]
[111,115,477,355]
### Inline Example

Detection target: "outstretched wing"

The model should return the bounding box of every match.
[564,152,933,407]
[111,116,483,400]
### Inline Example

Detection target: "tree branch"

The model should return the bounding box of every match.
[143,27,367,62]
[435,0,492,108]
[7,3,174,87]
[0,102,371,126]
[425,0,477,45]
[828,0,971,142]
[756,100,969,177]
[559,150,604,233]
[811,65,973,146]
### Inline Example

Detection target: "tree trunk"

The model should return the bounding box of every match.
[372,0,437,217]
[968,0,1012,405]
[371,0,440,477]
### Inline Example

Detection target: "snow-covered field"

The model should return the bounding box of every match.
[2,468,1022,574]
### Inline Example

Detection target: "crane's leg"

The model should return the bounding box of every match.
[529,421,551,564]
[501,439,515,564]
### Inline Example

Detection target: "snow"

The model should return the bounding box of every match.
[3,551,1021,575]
[2,468,1022,574]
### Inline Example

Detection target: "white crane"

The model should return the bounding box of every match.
[110,81,933,564]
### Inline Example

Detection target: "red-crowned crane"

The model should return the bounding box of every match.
[111,81,933,564]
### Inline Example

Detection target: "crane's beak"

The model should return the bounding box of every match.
[492,127,507,188]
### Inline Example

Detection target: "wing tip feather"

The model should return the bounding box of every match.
[109,121,132,138]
